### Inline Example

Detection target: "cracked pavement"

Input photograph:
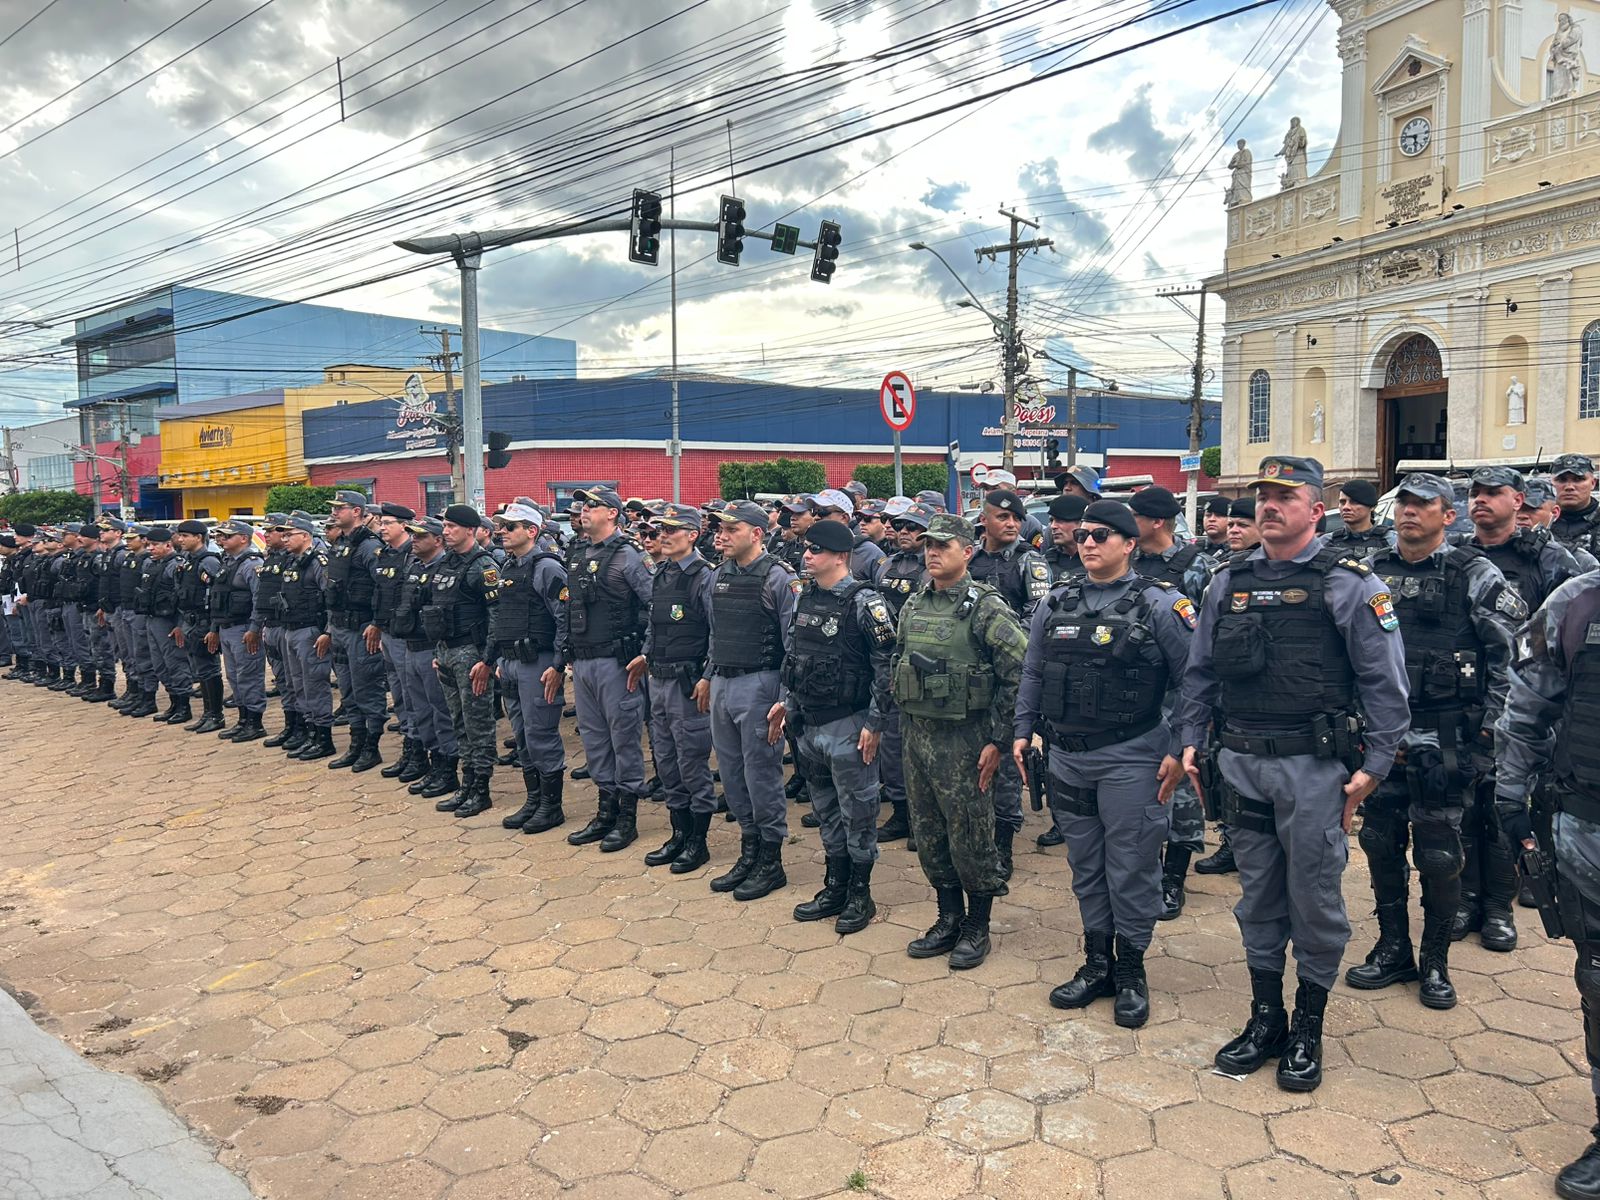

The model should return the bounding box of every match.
[0,683,1592,1199]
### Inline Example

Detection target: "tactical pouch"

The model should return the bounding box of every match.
[1212,614,1268,679]
[1057,783,1097,817]
[1039,661,1068,721]
[420,606,447,642]
[1404,748,1457,810]
[1223,784,1275,834]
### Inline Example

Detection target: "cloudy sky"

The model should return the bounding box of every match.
[0,0,1342,425]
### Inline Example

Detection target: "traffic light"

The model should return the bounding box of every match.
[1045,438,1061,468]
[716,194,746,265]
[486,431,512,469]
[629,188,663,266]
[811,219,841,283]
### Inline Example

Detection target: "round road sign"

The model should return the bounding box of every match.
[880,371,916,432]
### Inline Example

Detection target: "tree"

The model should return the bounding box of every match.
[1200,446,1222,479]
[0,490,93,527]
[850,463,947,499]
[717,458,827,499]
[266,484,340,516]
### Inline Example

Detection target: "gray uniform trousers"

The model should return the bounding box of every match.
[263,626,295,714]
[219,625,266,712]
[501,653,565,775]
[0,610,13,658]
[381,632,412,737]
[332,625,387,736]
[182,616,221,682]
[1220,749,1353,991]
[711,670,788,843]
[108,610,129,671]
[286,627,333,727]
[61,602,86,668]
[649,674,714,816]
[878,707,906,808]
[403,644,456,755]
[124,613,156,692]
[437,643,496,778]
[1048,727,1172,949]
[86,608,114,671]
[572,656,646,796]
[146,617,192,692]
[797,710,880,865]
[30,606,56,665]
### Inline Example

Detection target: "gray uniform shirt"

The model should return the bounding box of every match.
[559,530,654,662]
[779,575,897,731]
[518,546,571,667]
[1135,540,1217,603]
[705,553,798,681]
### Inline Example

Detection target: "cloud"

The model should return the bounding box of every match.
[1086,84,1181,179]
[920,180,968,211]
[806,301,858,321]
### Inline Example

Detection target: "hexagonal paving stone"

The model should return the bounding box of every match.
[942,1011,1038,1059]
[533,1116,646,1182]
[980,1141,1099,1200]
[424,1113,542,1175]
[849,1008,943,1054]
[330,1108,446,1165]
[583,996,673,1041]
[1422,1071,1553,1131]
[1389,1112,1525,1182]
[617,1073,725,1129]
[792,1042,890,1096]
[1268,1108,1401,1175]
[1092,1056,1198,1112]
[1041,1093,1155,1158]
[670,998,764,1046]
[824,1086,932,1146]
[721,1079,828,1139]
[988,1048,1092,1103]
[759,1004,852,1051]
[600,1032,700,1080]
[1103,1148,1224,1200]
[883,1046,987,1100]
[1315,1066,1430,1123]
[1453,1031,1576,1084]
[424,1068,529,1120]
[747,1129,863,1198]
[929,1088,1035,1150]
[1153,1100,1272,1168]
[519,1068,629,1126]
[864,1135,978,1200]
[638,1124,753,1192]
[1225,1160,1356,1200]
[1341,1026,1459,1078]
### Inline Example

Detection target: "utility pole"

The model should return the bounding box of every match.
[1060,366,1117,467]
[974,209,1052,472]
[669,150,681,504]
[1157,285,1210,532]
[115,403,133,519]
[421,325,465,504]
[0,426,15,495]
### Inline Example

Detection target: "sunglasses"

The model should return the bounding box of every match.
[1072,527,1119,544]
[639,527,660,538]
[890,521,920,532]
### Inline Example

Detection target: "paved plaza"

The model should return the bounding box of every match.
[0,684,1593,1200]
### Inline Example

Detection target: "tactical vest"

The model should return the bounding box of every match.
[646,557,711,676]
[1136,542,1201,591]
[132,553,160,617]
[144,556,180,619]
[710,556,785,673]
[892,581,999,721]
[490,551,562,656]
[568,537,643,659]
[66,550,93,604]
[324,526,377,623]
[393,555,438,645]
[421,548,492,645]
[255,549,288,627]
[877,551,925,618]
[1211,548,1359,733]
[279,551,325,630]
[371,541,411,627]
[1039,579,1168,742]
[209,550,261,625]
[782,581,874,721]
[36,555,61,605]
[969,543,1029,614]
[1374,545,1488,717]
[1475,530,1554,611]
[1044,546,1085,583]
[175,550,219,617]
[114,547,139,610]
[1328,524,1391,559]
[1556,590,1600,793]
[93,547,119,610]
[1554,503,1600,554]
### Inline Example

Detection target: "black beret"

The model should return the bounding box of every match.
[1047,495,1088,522]
[1081,501,1139,538]
[174,520,209,536]
[144,526,173,542]
[379,501,417,521]
[1341,479,1379,508]
[1204,495,1231,517]
[984,489,1027,517]
[442,504,483,529]
[12,523,35,538]
[1128,487,1181,520]
[1229,496,1256,519]
[0,534,15,548]
[803,520,855,554]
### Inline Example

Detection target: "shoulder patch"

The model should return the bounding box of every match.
[790,579,804,595]
[558,585,570,602]
[1029,559,1049,581]
[481,566,499,588]
[1494,586,1530,621]
[1369,591,1400,632]
[1173,596,1197,630]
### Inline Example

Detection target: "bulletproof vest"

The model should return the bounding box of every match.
[279,551,325,629]
[209,550,261,624]
[490,551,563,651]
[1474,529,1553,611]
[372,541,410,626]
[1554,502,1600,554]
[877,551,925,618]
[1038,580,1168,735]
[116,547,141,610]
[647,557,711,674]
[92,547,118,609]
[892,581,999,721]
[1556,589,1600,792]
[144,556,180,619]
[568,537,643,656]
[710,556,785,672]
[968,542,1029,614]
[133,553,162,617]
[421,548,492,643]
[695,526,723,566]
[1211,548,1359,732]
[782,581,874,718]
[1135,542,1201,591]
[66,550,93,603]
[1328,524,1391,559]
[175,550,220,616]
[255,549,288,626]
[37,555,62,604]
[324,526,378,620]
[1044,546,1085,582]
[1373,545,1486,715]
[392,554,436,642]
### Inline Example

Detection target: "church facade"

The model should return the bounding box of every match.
[1208,0,1600,492]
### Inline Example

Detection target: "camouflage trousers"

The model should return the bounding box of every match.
[437,643,496,779]
[903,714,1004,897]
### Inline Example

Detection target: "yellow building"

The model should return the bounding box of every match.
[1209,0,1600,491]
[158,365,450,518]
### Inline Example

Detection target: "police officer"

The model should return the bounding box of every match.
[871,503,932,845]
[1494,572,1600,1200]
[1052,465,1100,501]
[1327,480,1392,557]
[205,520,267,742]
[396,518,460,800]
[1015,499,1194,1027]
[982,470,1047,548]
[55,525,90,694]
[894,513,1028,970]
[1226,496,1262,554]
[254,517,302,750]
[1522,476,1600,571]
[108,524,153,716]
[780,518,897,935]
[491,503,569,835]
[1200,495,1232,554]
[4,525,36,681]
[171,521,225,734]
[707,500,797,899]
[969,487,1051,879]
[140,527,193,724]
[279,514,337,761]
[1177,455,1409,1093]
[82,519,121,702]
[1043,494,1088,581]
[369,503,420,780]
[811,489,886,581]
[24,527,62,687]
[558,487,652,850]
[626,503,717,871]
[1552,453,1600,554]
[1345,474,1522,1011]
[425,505,500,818]
[320,490,387,770]
[856,500,892,551]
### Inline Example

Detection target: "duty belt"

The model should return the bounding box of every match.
[712,664,773,678]
[1220,726,1318,757]
[1050,714,1161,754]
[799,701,865,725]
[438,632,481,650]
[1555,783,1600,826]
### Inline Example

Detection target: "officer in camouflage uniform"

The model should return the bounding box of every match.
[1327,479,1393,558]
[894,513,1027,971]
[1495,572,1600,1200]
[872,502,931,845]
[1344,474,1521,1011]
[1553,453,1600,556]
[1522,476,1600,571]
[172,521,225,733]
[207,520,267,743]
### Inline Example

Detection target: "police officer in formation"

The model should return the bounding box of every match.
[811,488,886,580]
[1177,456,1409,1092]
[320,490,387,769]
[389,517,460,798]
[1327,478,1391,556]
[0,525,35,676]
[370,503,419,778]
[870,502,932,845]
[1553,453,1600,554]
[1015,499,1194,1027]
[979,469,1047,548]
[249,516,294,742]
[1043,494,1087,582]
[207,520,267,742]
[172,520,225,733]
[1524,476,1600,571]
[277,513,338,761]
[1200,494,1231,555]
[1343,474,1522,1012]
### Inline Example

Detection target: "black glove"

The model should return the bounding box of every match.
[1495,795,1534,848]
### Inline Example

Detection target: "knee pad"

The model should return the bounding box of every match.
[1358,810,1408,863]
[1410,822,1464,882]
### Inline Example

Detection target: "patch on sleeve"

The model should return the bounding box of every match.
[1173,596,1197,630]
[1369,591,1399,632]
[1494,587,1530,621]
[481,566,499,588]
[1029,560,1049,581]
[791,579,804,596]
[557,585,569,602]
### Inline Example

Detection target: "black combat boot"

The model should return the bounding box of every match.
[453,771,493,818]
[232,710,267,743]
[264,711,301,748]
[90,669,117,702]
[1417,909,1457,1010]
[503,768,543,830]
[1037,823,1065,848]
[217,703,249,739]
[35,662,58,687]
[711,830,760,893]
[419,753,458,798]
[381,736,417,778]
[1452,830,1483,941]
[397,740,431,783]
[994,824,1015,883]
[601,792,639,852]
[570,763,590,780]
[1215,969,1290,1074]
[1345,899,1419,990]
[408,750,437,793]
[281,713,309,752]
[907,888,965,958]
[1275,978,1329,1092]
[297,725,337,761]
[784,772,807,800]
[1112,934,1151,1028]
[1050,930,1117,1009]
[948,893,993,970]
[801,808,820,829]
[1194,836,1237,875]
[436,766,476,813]
[159,691,191,725]
[190,677,227,734]
[50,664,76,691]
[1160,846,1191,921]
[835,861,876,935]
[644,809,689,866]
[671,812,712,873]
[567,789,617,846]
[110,678,137,710]
[1479,835,1520,952]
[1556,1098,1600,1200]
[351,729,383,773]
[327,725,365,770]
[523,771,566,834]
[127,689,159,718]
[4,656,25,680]
[877,799,910,841]
[792,856,850,922]
[733,839,786,901]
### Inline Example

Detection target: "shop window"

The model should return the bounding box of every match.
[421,477,454,516]
[1248,370,1271,444]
